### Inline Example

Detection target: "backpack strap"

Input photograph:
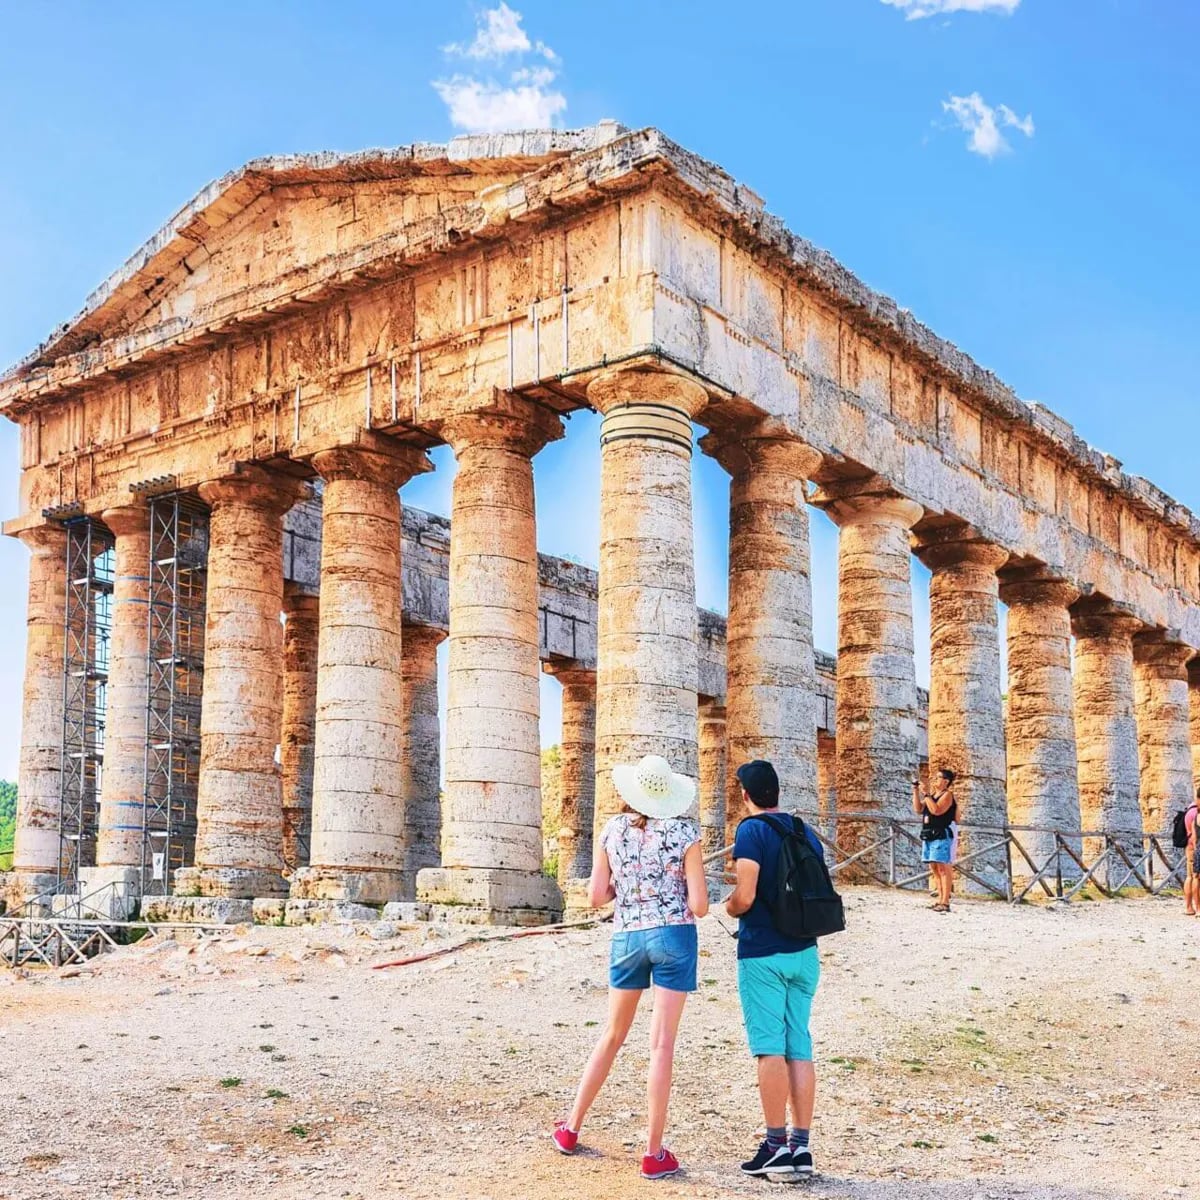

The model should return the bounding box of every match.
[749,812,798,840]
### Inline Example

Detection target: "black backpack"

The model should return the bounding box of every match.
[749,813,845,940]
[1172,805,1197,849]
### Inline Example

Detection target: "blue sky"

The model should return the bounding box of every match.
[0,0,1196,779]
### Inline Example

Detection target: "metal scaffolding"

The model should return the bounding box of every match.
[58,518,114,887]
[141,494,209,896]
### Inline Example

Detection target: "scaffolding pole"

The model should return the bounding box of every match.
[141,494,208,897]
[58,518,114,888]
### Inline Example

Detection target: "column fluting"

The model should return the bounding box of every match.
[94,505,152,870]
[703,431,821,819]
[417,406,563,924]
[544,663,598,884]
[588,369,707,839]
[998,573,1082,873]
[698,698,728,859]
[175,468,306,899]
[817,487,923,880]
[399,622,446,896]
[1132,633,1194,845]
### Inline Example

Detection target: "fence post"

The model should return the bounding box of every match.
[1004,831,1014,902]
[888,822,896,887]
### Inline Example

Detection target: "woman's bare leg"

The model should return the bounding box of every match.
[567,987,642,1132]
[645,986,688,1156]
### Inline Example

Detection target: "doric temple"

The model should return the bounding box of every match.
[1,124,1197,924]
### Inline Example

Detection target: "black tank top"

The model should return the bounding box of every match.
[922,793,957,837]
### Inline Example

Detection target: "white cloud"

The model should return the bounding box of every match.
[881,0,1020,18]
[942,92,1035,158]
[435,4,566,132]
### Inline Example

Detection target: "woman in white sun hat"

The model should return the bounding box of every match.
[552,753,709,1180]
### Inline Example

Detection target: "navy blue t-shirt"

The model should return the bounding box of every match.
[732,812,824,960]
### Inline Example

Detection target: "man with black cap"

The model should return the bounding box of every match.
[724,759,825,1179]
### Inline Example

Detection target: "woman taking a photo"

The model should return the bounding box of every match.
[552,754,709,1180]
[913,768,957,913]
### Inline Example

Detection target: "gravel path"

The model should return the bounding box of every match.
[0,888,1190,1199]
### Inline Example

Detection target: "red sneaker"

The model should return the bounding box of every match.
[552,1121,579,1155]
[640,1147,680,1180]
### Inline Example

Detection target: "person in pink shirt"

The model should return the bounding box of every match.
[1185,790,1200,916]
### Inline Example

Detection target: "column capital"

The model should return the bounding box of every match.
[698,697,727,721]
[312,439,431,490]
[283,585,320,615]
[1132,630,1196,677]
[587,367,708,419]
[913,528,1009,573]
[699,425,823,481]
[1070,597,1144,642]
[198,464,310,516]
[439,401,563,459]
[16,522,68,556]
[998,568,1080,610]
[402,620,448,649]
[812,481,923,531]
[100,503,150,539]
[542,660,596,689]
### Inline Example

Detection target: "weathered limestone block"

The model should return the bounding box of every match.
[95,504,152,870]
[589,369,707,840]
[7,524,69,907]
[142,894,254,925]
[418,405,564,924]
[1071,601,1145,882]
[284,898,380,925]
[1189,658,1200,789]
[544,663,597,883]
[917,533,1009,889]
[175,467,307,900]
[999,573,1082,873]
[698,699,727,858]
[280,588,319,872]
[818,487,923,880]
[703,430,821,823]
[399,622,446,894]
[291,442,429,906]
[1132,632,1194,842]
[816,732,837,820]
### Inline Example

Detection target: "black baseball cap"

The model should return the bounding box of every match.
[735,760,780,805]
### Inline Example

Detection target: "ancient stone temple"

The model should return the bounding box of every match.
[2,124,1197,922]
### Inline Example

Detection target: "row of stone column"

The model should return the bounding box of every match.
[10,362,1200,915]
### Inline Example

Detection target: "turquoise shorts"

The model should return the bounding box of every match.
[737,948,820,1061]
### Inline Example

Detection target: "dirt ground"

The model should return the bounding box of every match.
[0,887,1193,1200]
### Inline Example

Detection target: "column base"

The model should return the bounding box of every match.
[416,867,563,927]
[141,894,255,925]
[560,878,596,918]
[288,866,409,906]
[3,871,60,916]
[75,866,142,920]
[173,866,287,900]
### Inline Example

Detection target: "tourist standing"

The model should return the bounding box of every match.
[913,769,957,913]
[552,754,708,1181]
[1186,787,1200,916]
[725,760,826,1179]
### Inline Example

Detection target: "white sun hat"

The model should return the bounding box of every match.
[612,754,697,821]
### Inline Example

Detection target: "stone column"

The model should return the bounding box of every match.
[417,406,564,924]
[816,486,923,879]
[91,505,151,874]
[291,443,429,905]
[542,663,597,884]
[703,431,821,818]
[7,524,69,907]
[1071,601,1144,883]
[698,699,727,858]
[998,573,1082,874]
[816,732,837,821]
[399,622,446,896]
[174,467,306,900]
[916,533,1009,889]
[280,589,319,872]
[1189,658,1200,790]
[588,369,708,839]
[1132,632,1194,845]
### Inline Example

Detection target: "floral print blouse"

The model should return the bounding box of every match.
[600,813,701,932]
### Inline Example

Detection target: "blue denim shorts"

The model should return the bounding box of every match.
[921,835,955,864]
[609,924,698,992]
